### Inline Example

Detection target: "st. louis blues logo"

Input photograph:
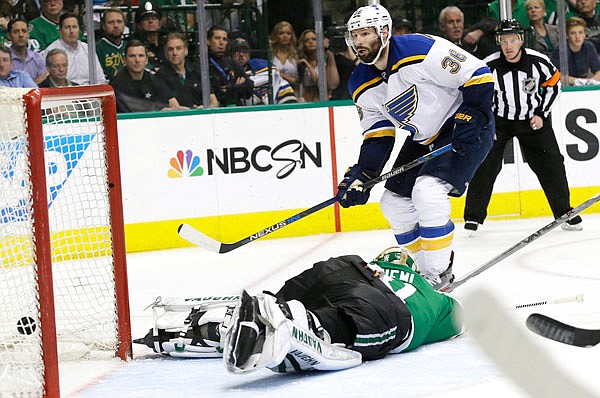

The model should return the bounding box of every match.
[385,85,418,136]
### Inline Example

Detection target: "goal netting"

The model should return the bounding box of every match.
[0,86,131,398]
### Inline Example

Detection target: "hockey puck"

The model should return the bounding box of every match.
[17,316,37,335]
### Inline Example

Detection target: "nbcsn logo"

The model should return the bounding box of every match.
[168,150,204,178]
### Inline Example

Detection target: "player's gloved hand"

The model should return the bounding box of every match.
[336,165,375,208]
[452,112,483,157]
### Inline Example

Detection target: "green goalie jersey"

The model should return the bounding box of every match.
[370,260,463,352]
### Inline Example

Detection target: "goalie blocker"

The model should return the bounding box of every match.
[135,248,463,373]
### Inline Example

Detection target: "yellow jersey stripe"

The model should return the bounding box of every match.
[419,128,444,145]
[364,128,396,140]
[352,76,383,101]
[464,75,494,87]
[391,55,427,71]
[421,233,454,251]
[403,239,422,254]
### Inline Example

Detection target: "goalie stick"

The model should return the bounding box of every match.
[178,144,453,253]
[526,313,600,347]
[440,191,600,292]
[463,289,594,397]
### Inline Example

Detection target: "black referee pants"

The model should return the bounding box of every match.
[464,116,572,223]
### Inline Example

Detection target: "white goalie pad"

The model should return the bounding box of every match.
[224,293,362,374]
[268,319,363,373]
[135,296,239,358]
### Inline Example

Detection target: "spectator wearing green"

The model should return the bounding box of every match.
[96,8,127,81]
[489,0,580,27]
[0,12,9,47]
[488,0,531,27]
[29,0,64,51]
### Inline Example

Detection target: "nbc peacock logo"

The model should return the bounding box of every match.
[168,150,204,178]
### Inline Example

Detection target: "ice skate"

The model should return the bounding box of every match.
[561,215,582,231]
[432,251,455,290]
[464,221,479,237]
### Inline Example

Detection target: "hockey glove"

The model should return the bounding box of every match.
[336,165,376,208]
[452,111,484,157]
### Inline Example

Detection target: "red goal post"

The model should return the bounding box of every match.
[0,86,131,398]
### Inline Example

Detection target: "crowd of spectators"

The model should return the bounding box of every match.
[1,0,600,112]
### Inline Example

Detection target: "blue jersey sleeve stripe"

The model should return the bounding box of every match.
[364,120,395,139]
[393,226,421,246]
[420,220,455,239]
[472,66,492,77]
[363,119,396,136]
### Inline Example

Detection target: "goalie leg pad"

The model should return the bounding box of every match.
[223,291,361,374]
[134,297,236,358]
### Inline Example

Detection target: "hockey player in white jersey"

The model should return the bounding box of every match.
[335,4,495,288]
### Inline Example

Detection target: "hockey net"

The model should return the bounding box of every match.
[0,86,131,397]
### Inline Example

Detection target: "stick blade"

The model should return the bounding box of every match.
[178,224,222,253]
[526,313,600,347]
[463,289,594,397]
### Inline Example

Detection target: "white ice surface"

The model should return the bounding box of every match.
[61,214,600,397]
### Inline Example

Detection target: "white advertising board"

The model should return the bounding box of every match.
[118,107,333,223]
[115,89,600,228]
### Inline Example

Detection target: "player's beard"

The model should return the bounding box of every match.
[357,40,382,64]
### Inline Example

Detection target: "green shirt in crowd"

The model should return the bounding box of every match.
[96,37,126,81]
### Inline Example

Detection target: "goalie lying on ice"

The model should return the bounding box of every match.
[135,247,463,373]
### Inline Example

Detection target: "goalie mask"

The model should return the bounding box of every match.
[345,4,392,65]
[372,246,419,272]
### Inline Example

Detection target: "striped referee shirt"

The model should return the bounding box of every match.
[484,48,560,121]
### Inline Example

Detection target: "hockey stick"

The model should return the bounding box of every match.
[440,191,600,292]
[178,144,453,253]
[514,294,584,309]
[526,313,600,347]
[463,289,594,397]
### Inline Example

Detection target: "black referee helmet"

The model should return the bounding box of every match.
[495,19,525,44]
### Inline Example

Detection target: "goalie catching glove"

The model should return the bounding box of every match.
[336,165,377,208]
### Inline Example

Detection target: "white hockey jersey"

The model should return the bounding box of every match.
[349,34,494,145]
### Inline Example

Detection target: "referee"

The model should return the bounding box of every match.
[463,19,582,233]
